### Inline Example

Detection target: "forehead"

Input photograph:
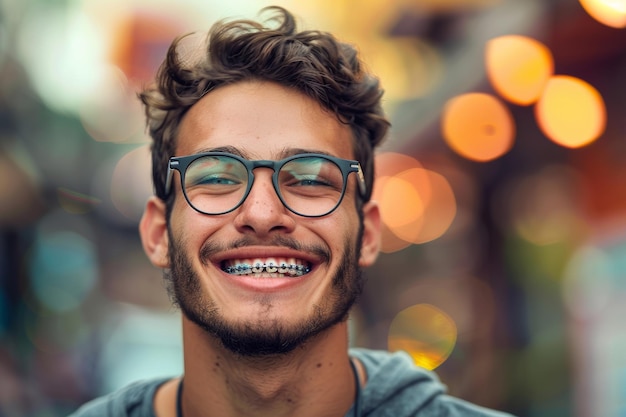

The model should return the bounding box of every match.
[176,81,354,160]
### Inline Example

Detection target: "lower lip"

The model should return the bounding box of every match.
[218,268,311,293]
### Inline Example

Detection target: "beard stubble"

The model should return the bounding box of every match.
[163,228,365,357]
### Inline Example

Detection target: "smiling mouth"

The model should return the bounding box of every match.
[221,257,312,278]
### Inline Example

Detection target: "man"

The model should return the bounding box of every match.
[71,6,513,417]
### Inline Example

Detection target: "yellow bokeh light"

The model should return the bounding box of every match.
[485,35,554,105]
[442,93,515,162]
[579,0,626,28]
[535,75,606,148]
[362,37,443,102]
[396,0,501,13]
[388,304,458,370]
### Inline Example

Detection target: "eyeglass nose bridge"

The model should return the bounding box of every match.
[244,159,284,204]
[249,160,277,170]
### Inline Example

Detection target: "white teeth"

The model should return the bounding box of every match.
[265,258,278,273]
[277,261,289,274]
[222,257,311,277]
[252,259,264,274]
[287,257,297,276]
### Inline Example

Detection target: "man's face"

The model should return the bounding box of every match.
[144,81,380,356]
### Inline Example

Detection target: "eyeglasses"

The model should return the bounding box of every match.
[165,152,366,217]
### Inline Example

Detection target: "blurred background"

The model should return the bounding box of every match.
[1,0,626,415]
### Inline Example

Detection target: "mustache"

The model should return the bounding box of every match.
[200,235,331,264]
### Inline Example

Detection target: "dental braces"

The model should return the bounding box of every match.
[224,262,311,276]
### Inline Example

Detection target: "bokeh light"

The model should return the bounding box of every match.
[396,169,456,244]
[377,173,426,230]
[397,276,496,342]
[295,0,442,103]
[535,75,606,148]
[362,37,443,102]
[79,65,145,143]
[501,165,587,246]
[396,0,501,12]
[0,149,44,226]
[442,93,515,162]
[90,144,155,227]
[104,7,187,86]
[110,145,153,222]
[388,304,457,370]
[29,231,98,312]
[373,153,424,253]
[16,5,108,114]
[562,245,613,319]
[373,153,457,250]
[486,35,554,105]
[57,188,101,215]
[25,310,91,353]
[379,222,413,253]
[579,0,626,28]
[99,307,182,393]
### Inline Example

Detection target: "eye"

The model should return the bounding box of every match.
[195,175,241,186]
[288,174,332,187]
[279,158,343,189]
[185,156,248,189]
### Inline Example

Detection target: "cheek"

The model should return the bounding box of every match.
[169,201,218,250]
[318,211,361,254]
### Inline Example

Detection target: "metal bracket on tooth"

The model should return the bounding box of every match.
[224,262,310,276]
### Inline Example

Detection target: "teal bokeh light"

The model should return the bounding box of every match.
[29,231,98,312]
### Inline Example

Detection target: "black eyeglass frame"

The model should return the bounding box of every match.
[164,152,367,217]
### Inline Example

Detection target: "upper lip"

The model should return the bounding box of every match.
[209,246,323,265]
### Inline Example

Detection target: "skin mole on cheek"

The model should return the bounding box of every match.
[316,363,322,368]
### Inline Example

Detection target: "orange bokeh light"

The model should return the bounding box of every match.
[373,154,423,253]
[378,172,427,229]
[373,153,457,251]
[535,75,606,148]
[375,152,423,177]
[579,0,626,28]
[485,35,554,105]
[442,93,515,162]
[394,169,456,244]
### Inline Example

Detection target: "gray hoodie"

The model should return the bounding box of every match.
[69,348,514,417]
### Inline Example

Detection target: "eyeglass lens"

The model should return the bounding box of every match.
[183,155,346,216]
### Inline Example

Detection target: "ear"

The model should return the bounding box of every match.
[359,200,381,267]
[139,196,170,268]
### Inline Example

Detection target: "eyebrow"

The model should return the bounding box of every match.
[190,146,335,160]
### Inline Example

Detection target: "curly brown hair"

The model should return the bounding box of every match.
[139,6,390,205]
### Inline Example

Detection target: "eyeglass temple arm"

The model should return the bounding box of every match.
[164,160,179,196]
[351,163,367,197]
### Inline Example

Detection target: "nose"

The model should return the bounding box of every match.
[232,168,296,236]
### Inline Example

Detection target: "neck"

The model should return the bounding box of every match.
[177,316,357,417]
